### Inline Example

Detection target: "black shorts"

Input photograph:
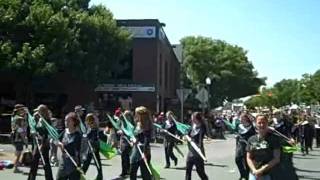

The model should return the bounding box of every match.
[14,142,24,151]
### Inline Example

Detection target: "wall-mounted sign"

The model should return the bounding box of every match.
[95,84,155,92]
[124,26,156,38]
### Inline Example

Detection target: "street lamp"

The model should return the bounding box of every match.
[206,77,211,86]
[205,77,211,111]
[205,77,212,137]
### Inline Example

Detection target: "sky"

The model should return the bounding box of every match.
[90,0,320,86]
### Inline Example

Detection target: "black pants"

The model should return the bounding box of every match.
[185,156,208,180]
[316,129,320,147]
[121,146,131,175]
[56,169,80,180]
[130,158,152,180]
[300,137,309,154]
[28,145,53,180]
[235,143,249,179]
[82,149,102,180]
[165,141,177,166]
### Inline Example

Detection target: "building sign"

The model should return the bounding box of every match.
[95,84,155,92]
[124,26,156,38]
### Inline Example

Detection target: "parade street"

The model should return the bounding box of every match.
[0,134,319,180]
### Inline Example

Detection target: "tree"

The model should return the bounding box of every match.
[272,79,300,106]
[0,0,131,102]
[245,71,320,108]
[180,36,265,107]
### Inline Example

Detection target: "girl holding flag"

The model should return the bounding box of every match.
[185,112,208,180]
[130,106,153,180]
[118,110,134,177]
[56,112,82,180]
[82,113,103,180]
[28,104,53,180]
[163,111,178,168]
[235,113,256,180]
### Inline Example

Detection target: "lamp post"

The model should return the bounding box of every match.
[205,77,212,137]
[205,77,211,109]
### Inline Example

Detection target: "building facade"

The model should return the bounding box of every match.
[95,19,180,113]
[0,19,180,125]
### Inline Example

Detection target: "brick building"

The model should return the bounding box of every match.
[95,19,180,113]
[0,19,180,124]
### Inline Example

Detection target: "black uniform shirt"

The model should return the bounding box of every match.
[246,132,280,169]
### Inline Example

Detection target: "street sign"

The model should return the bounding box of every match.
[176,89,192,103]
[196,87,209,103]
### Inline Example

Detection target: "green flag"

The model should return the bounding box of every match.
[150,163,161,180]
[122,114,134,131]
[282,145,300,153]
[173,120,191,135]
[40,117,60,140]
[121,115,135,139]
[78,168,86,180]
[222,119,236,131]
[107,114,120,130]
[27,113,37,134]
[79,119,87,134]
[99,140,117,160]
[153,123,162,129]
[170,115,191,135]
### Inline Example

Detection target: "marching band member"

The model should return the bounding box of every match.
[185,112,208,180]
[163,111,178,168]
[82,113,103,180]
[246,115,280,180]
[28,104,53,180]
[130,106,153,180]
[235,113,256,180]
[56,112,82,180]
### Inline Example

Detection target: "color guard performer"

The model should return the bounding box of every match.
[163,111,178,168]
[28,104,53,180]
[82,113,103,180]
[235,113,256,180]
[130,106,153,180]
[56,112,82,180]
[185,112,208,180]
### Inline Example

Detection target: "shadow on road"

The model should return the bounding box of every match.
[22,172,44,176]
[205,163,228,168]
[296,168,320,173]
[170,166,187,170]
[293,156,313,160]
[298,175,320,180]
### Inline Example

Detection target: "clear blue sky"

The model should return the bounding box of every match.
[90,0,320,86]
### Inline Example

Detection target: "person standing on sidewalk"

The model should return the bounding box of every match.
[11,104,28,173]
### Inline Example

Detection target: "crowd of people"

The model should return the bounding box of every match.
[222,108,320,180]
[7,102,320,180]
[8,103,210,180]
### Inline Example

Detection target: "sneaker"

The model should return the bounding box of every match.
[174,159,178,166]
[13,168,23,173]
[164,165,170,168]
[119,173,127,177]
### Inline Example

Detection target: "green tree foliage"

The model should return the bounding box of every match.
[245,71,320,108]
[180,36,265,107]
[0,0,131,83]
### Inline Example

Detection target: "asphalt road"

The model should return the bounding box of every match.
[0,135,319,180]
